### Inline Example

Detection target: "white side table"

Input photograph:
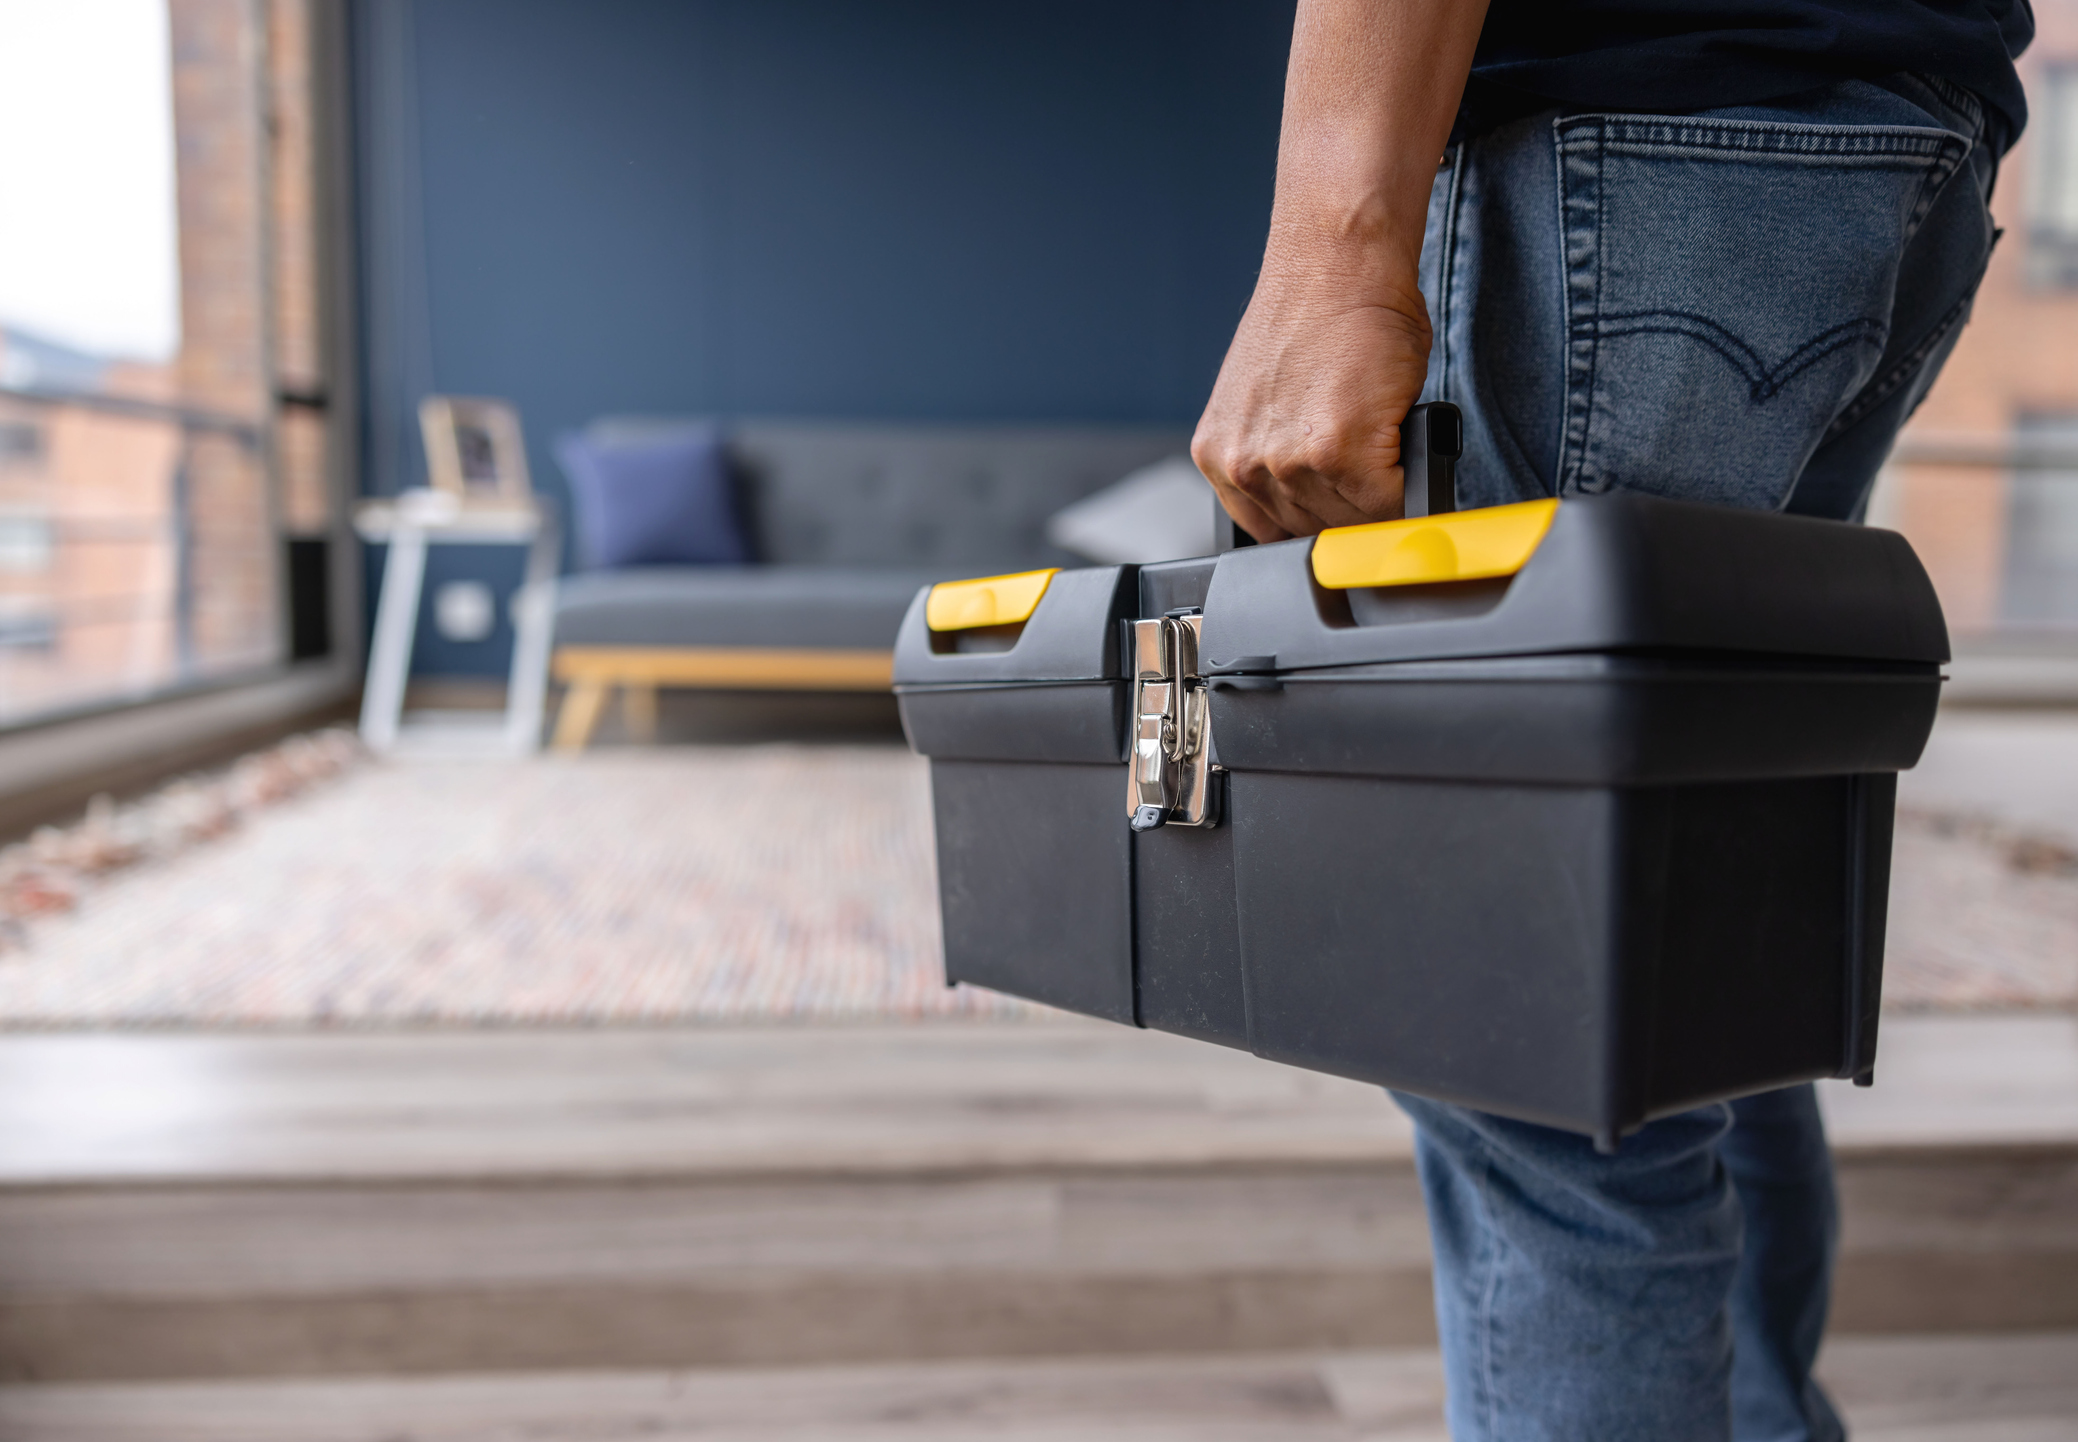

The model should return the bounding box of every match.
[354,490,560,755]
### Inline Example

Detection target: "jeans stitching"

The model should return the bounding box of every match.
[1439,146,1466,402]
[1901,136,1971,243]
[1588,121,1608,495]
[1824,253,1989,439]
[1555,109,1969,498]
[1586,311,1888,401]
[1911,72,1986,139]
[1557,114,1967,159]
[1471,1136,1504,1440]
[1556,120,1612,494]
[1552,121,1577,490]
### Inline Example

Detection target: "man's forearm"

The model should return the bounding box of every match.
[1268,0,1489,291]
[1191,0,1486,539]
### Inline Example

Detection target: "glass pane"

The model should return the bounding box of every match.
[0,0,284,724]
[0,1,183,405]
[2000,417,2078,624]
[0,397,180,719]
[2027,65,2078,287]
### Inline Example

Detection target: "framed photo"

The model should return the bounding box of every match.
[418,396,532,505]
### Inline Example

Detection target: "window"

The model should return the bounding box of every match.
[0,0,335,726]
[2028,64,2078,288]
[2000,416,2078,625]
[0,514,53,574]
[0,422,43,463]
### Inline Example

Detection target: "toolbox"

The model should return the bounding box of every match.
[892,412,1947,1149]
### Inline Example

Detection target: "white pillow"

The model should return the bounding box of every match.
[1045,454,1218,564]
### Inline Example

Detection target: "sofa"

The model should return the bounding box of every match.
[548,419,1190,747]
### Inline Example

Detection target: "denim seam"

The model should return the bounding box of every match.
[1551,121,1572,490]
[1901,137,1972,244]
[1555,115,1607,495]
[1557,115,1966,159]
[1910,72,1987,140]
[1471,1136,1504,1440]
[1438,145,1466,404]
[1554,111,1969,497]
[1586,312,1888,402]
[1824,247,1991,439]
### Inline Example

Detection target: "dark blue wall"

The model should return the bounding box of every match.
[356,0,1292,673]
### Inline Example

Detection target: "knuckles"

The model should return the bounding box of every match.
[1193,417,1402,518]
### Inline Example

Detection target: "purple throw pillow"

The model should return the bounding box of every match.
[555,426,750,569]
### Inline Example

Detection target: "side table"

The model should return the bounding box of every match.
[354,491,560,754]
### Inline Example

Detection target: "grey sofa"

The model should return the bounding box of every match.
[548,420,1188,746]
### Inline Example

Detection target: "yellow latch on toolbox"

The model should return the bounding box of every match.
[1312,498,1559,590]
[926,568,1060,632]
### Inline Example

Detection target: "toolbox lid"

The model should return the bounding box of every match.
[1200,493,1949,672]
[893,564,1137,685]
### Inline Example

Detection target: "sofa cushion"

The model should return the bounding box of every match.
[553,566,954,651]
[1044,454,1217,563]
[728,423,1190,569]
[555,426,749,569]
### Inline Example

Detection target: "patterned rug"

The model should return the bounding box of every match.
[1887,808,2078,1011]
[0,745,2066,1027]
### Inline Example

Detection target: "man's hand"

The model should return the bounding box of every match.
[1193,252,1433,540]
[1192,0,1488,542]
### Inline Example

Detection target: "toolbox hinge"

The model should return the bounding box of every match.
[1127,612,1217,832]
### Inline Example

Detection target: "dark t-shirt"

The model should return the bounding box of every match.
[1462,1,2035,150]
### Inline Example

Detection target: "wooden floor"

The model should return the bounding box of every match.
[0,1013,2070,1187]
[0,1017,2071,1383]
[1,1334,2074,1441]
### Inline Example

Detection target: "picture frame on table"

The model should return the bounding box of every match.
[418,396,532,507]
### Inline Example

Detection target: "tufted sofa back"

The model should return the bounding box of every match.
[731,422,1192,570]
[587,418,1188,572]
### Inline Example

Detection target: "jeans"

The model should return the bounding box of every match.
[1402,73,1999,1441]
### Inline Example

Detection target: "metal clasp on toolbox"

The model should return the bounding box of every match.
[1127,611,1214,832]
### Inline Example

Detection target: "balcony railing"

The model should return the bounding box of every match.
[0,385,280,729]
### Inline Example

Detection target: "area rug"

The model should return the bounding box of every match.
[1886,808,2078,1010]
[0,746,1025,1026]
[0,745,2066,1027]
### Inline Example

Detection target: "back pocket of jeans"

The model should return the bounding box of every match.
[1554,115,1969,510]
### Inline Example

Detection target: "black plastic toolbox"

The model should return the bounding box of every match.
[893,475,1946,1150]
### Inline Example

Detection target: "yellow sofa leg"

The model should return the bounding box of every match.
[553,679,610,752]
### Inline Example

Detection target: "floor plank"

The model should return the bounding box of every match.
[1,1336,2073,1442]
[0,1019,2073,1380]
[0,1023,1412,1186]
[0,1015,2069,1189]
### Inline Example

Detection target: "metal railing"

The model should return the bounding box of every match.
[0,385,278,728]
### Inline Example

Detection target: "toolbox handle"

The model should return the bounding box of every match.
[1312,498,1558,591]
[1212,402,1463,551]
[1401,402,1462,519]
[925,568,1059,632]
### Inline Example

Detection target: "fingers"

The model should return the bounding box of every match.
[1269,461,1402,532]
[1195,432,1405,539]
[1189,287,1433,539]
[1205,471,1292,544]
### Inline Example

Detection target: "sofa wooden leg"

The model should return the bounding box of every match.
[553,679,610,752]
[621,682,658,744]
